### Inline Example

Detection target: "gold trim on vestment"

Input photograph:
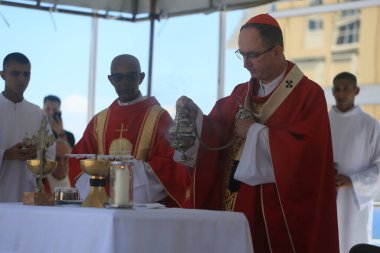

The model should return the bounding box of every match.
[95,108,110,155]
[131,105,185,207]
[95,104,163,160]
[251,102,263,115]
[135,104,163,160]
[222,137,244,211]
[73,108,110,183]
[224,190,238,211]
[235,65,304,165]
[244,64,304,124]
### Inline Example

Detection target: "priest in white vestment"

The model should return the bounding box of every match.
[329,72,380,253]
[0,52,55,202]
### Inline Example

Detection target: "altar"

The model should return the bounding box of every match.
[0,203,253,253]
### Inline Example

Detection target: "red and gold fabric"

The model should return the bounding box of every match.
[69,97,192,208]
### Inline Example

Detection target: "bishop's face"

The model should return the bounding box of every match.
[1,61,31,101]
[238,27,281,83]
[108,59,145,103]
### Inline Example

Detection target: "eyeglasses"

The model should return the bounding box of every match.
[108,72,141,83]
[235,45,276,60]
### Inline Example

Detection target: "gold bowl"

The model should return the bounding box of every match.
[80,159,110,176]
[27,159,57,176]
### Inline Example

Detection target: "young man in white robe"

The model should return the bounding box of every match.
[329,71,380,253]
[0,52,55,202]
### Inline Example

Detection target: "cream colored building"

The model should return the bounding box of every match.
[232,0,380,121]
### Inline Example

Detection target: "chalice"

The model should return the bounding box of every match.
[80,158,110,208]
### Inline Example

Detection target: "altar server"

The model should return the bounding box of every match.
[0,52,55,202]
[329,72,380,253]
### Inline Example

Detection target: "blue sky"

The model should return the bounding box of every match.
[0,5,250,141]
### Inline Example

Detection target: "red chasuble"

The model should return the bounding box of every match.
[69,97,192,208]
[195,62,339,252]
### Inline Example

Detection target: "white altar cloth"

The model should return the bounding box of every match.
[0,203,253,253]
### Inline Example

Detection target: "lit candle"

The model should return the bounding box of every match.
[112,163,132,207]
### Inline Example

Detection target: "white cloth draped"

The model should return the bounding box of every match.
[0,94,55,202]
[329,106,380,253]
[0,202,253,253]
[234,124,275,185]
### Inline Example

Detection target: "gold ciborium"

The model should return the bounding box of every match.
[80,158,110,208]
[27,159,57,192]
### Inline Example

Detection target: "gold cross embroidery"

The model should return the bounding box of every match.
[115,123,128,138]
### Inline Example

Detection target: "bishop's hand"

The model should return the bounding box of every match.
[176,96,199,119]
[235,117,255,139]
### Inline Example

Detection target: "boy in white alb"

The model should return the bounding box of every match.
[329,72,380,253]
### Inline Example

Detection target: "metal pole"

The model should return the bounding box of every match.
[147,0,156,97]
[217,11,226,99]
[87,16,98,122]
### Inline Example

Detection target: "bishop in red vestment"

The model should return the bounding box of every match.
[176,14,339,252]
[69,54,192,208]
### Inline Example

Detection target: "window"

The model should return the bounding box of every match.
[310,0,323,6]
[305,16,324,49]
[335,9,360,46]
[308,19,323,31]
[336,20,360,45]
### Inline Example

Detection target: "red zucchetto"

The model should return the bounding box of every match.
[245,13,281,30]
